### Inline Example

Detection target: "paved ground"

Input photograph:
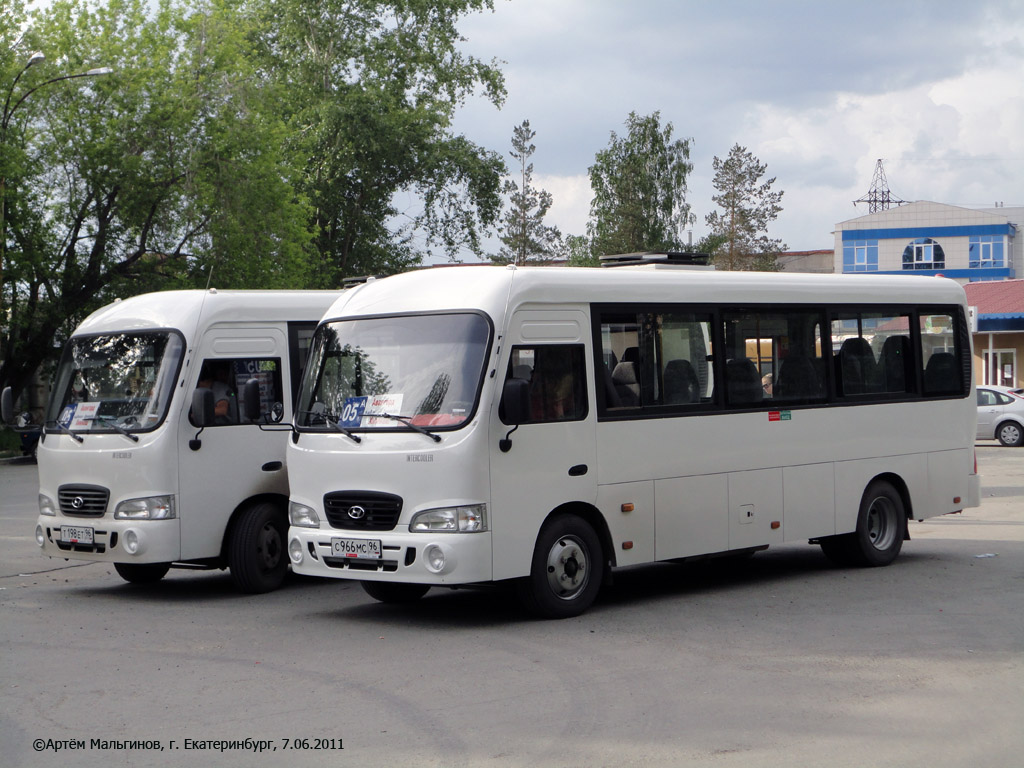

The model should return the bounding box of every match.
[0,446,1021,768]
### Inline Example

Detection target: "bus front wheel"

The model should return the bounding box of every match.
[114,562,170,584]
[228,501,288,594]
[518,514,603,619]
[820,480,906,567]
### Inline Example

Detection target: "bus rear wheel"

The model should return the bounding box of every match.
[518,514,603,619]
[820,480,906,567]
[114,562,170,584]
[361,582,431,604]
[228,501,288,594]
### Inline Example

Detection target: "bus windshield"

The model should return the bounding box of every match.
[46,332,185,434]
[297,313,491,432]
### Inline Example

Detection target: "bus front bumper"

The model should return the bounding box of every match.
[35,515,180,564]
[287,527,493,585]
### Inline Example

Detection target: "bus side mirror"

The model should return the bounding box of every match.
[1,387,12,425]
[501,378,530,425]
[192,388,215,428]
[499,378,530,453]
[242,378,262,422]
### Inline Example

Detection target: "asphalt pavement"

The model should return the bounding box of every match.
[0,446,1021,768]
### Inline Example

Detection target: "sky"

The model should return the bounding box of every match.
[444,0,1024,258]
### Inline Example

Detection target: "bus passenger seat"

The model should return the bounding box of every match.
[879,335,911,392]
[612,361,641,406]
[924,352,959,393]
[725,358,763,404]
[840,337,877,394]
[663,359,700,404]
[775,356,820,399]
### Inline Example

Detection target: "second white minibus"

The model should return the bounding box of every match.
[19,288,345,592]
[284,265,980,617]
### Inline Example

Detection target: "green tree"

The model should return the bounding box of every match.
[587,111,693,257]
[253,0,507,282]
[562,234,599,267]
[705,143,786,271]
[493,119,561,265]
[0,0,312,403]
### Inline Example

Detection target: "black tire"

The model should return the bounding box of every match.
[517,513,603,619]
[228,501,288,594]
[361,581,431,604]
[114,562,170,584]
[820,480,906,567]
[996,421,1024,447]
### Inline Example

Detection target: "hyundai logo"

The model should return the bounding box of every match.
[72,497,85,510]
[348,505,366,520]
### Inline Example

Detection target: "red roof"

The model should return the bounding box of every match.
[963,280,1024,315]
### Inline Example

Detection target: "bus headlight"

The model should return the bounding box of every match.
[114,495,176,520]
[289,501,320,528]
[288,537,304,564]
[39,494,56,516]
[35,525,45,547]
[409,504,487,533]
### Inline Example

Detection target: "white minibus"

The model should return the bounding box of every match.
[11,289,343,592]
[284,265,980,617]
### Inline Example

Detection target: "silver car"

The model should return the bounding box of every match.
[977,385,1024,446]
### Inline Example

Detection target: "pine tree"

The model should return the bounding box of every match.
[494,120,561,265]
[705,144,786,271]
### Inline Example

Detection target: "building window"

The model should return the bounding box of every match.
[902,238,945,270]
[969,235,1005,268]
[842,239,878,272]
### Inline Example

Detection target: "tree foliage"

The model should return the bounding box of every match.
[493,119,560,265]
[0,0,507,402]
[253,0,507,282]
[704,143,786,271]
[587,111,693,257]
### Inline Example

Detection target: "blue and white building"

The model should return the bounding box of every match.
[834,201,1022,284]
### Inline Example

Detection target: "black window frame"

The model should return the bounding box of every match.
[592,302,970,422]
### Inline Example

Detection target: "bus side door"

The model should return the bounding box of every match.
[177,327,289,561]
[490,310,598,581]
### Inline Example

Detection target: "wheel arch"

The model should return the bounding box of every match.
[995,417,1024,437]
[867,472,913,538]
[541,501,616,571]
[219,492,289,563]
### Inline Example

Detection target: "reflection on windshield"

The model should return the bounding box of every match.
[297,313,490,431]
[46,332,185,433]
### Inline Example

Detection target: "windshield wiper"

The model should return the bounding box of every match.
[45,420,84,443]
[377,413,442,443]
[95,415,140,443]
[297,409,361,443]
[326,414,362,444]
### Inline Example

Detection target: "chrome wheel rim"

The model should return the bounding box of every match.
[1000,424,1021,445]
[545,535,590,601]
[865,496,898,551]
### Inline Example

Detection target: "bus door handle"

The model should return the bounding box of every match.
[261,461,283,472]
[568,464,588,477]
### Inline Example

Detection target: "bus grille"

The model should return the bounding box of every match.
[58,485,110,517]
[323,492,403,531]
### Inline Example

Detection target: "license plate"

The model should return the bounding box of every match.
[331,537,382,559]
[60,526,94,545]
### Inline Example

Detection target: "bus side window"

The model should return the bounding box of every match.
[192,358,282,426]
[920,313,961,396]
[503,345,587,424]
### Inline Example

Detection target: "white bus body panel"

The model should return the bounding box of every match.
[285,266,979,589]
[35,289,342,567]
